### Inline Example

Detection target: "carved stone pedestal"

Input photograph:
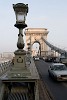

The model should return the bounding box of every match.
[8,49,31,78]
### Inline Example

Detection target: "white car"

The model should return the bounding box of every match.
[34,56,39,61]
[48,63,67,81]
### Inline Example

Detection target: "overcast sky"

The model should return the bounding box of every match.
[0,0,67,52]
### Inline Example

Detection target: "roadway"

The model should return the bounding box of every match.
[35,59,67,100]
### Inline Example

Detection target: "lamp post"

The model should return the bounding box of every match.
[8,3,31,78]
[13,3,28,49]
[0,4,39,99]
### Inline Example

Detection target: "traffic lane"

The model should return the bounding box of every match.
[35,60,67,100]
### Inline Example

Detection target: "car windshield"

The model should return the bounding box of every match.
[52,65,67,71]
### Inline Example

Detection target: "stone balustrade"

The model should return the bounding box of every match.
[0,60,12,76]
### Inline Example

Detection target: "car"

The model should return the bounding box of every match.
[45,57,53,62]
[34,56,39,61]
[48,63,67,81]
[60,57,67,66]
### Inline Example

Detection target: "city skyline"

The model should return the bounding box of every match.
[0,0,67,52]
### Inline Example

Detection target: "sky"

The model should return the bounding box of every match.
[0,0,67,53]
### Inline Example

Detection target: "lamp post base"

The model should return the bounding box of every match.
[8,49,31,78]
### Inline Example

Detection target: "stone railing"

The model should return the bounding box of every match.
[0,60,12,76]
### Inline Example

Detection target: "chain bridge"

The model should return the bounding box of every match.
[0,2,67,100]
[41,37,67,57]
[25,28,67,57]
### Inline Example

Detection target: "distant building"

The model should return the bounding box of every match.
[2,52,14,59]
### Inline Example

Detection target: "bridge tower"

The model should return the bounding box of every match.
[25,28,49,57]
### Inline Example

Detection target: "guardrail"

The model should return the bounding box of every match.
[0,60,13,76]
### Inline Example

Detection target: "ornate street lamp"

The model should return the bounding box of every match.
[13,3,28,28]
[8,3,31,78]
[0,4,39,99]
[13,3,28,49]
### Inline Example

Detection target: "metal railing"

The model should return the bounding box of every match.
[0,60,12,76]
